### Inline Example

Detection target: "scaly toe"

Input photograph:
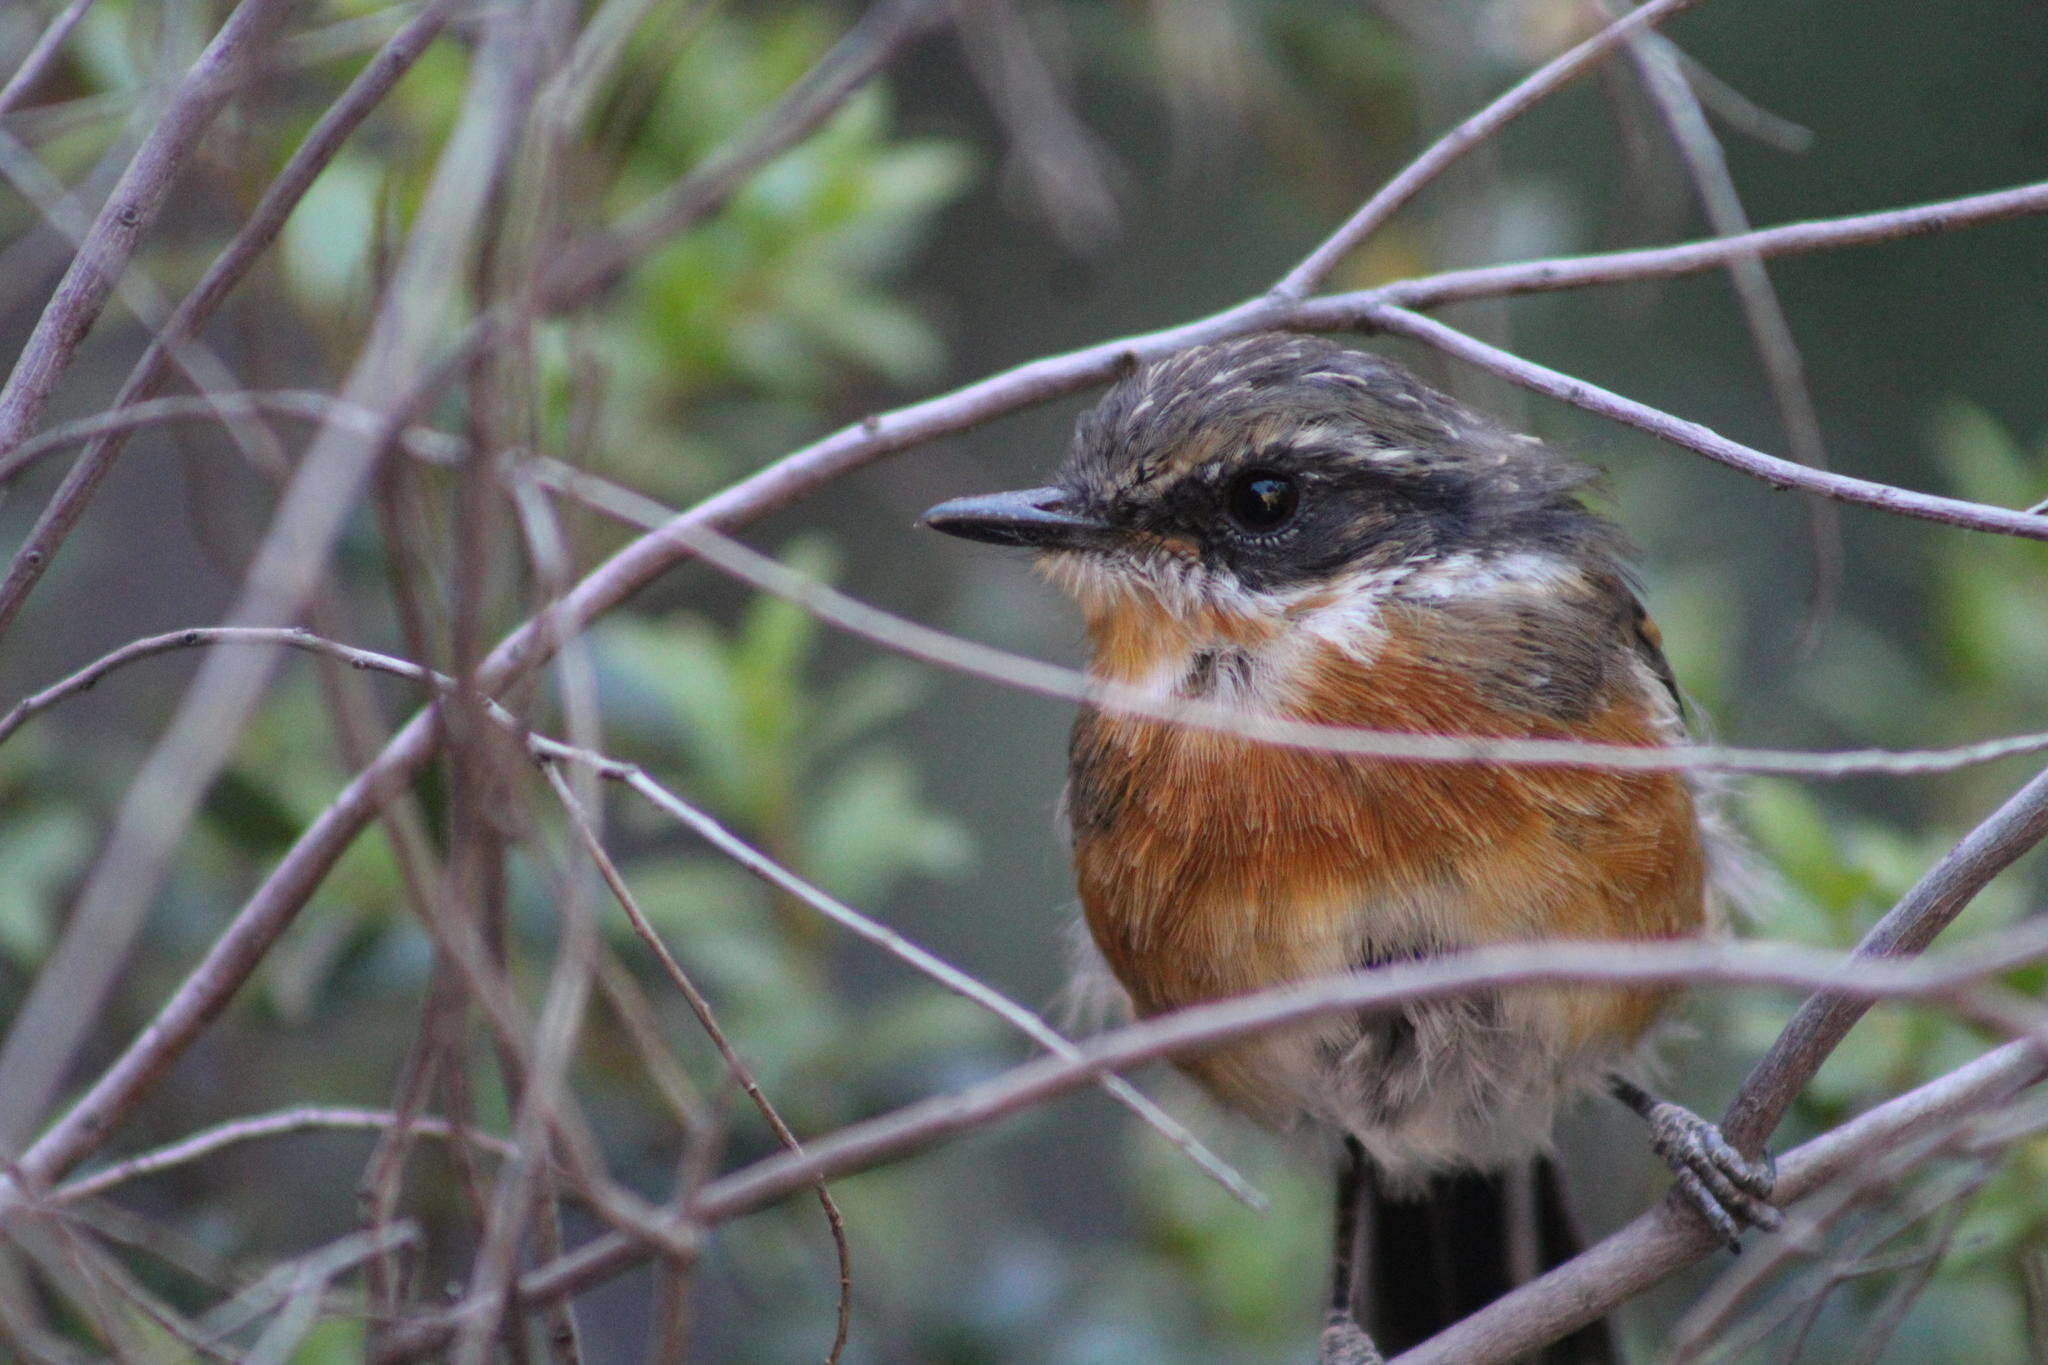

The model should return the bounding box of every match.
[1649,1102,1782,1242]
[1672,1165,1744,1250]
[1319,1313,1385,1365]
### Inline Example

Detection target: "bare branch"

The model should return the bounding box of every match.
[51,1109,517,1206]
[1381,761,2048,1360]
[545,768,853,1365]
[1357,303,2048,540]
[541,474,2048,780]
[0,0,459,631]
[0,0,292,476]
[0,0,102,122]
[0,390,464,486]
[1359,178,2048,312]
[1272,0,1710,298]
[1619,21,1843,657]
[377,945,2048,1357]
[539,0,948,309]
[1719,761,2048,1152]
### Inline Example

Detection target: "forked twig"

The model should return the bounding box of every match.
[545,767,853,1365]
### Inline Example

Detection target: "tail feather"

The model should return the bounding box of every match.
[1362,1157,1618,1362]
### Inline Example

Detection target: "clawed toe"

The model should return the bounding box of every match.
[1319,1313,1385,1365]
[1647,1101,1781,1249]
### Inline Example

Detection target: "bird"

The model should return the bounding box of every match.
[920,333,1779,1361]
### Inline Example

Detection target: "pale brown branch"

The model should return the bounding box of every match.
[538,0,948,309]
[1720,761,2048,1153]
[545,768,852,1365]
[1385,761,2048,1360]
[543,476,2048,781]
[0,0,100,121]
[0,0,292,477]
[1357,178,2048,312]
[1272,0,1710,297]
[376,941,2048,1357]
[0,390,464,486]
[1619,20,1842,657]
[1357,303,2048,540]
[51,1108,518,1206]
[0,0,458,631]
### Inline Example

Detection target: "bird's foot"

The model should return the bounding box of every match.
[1645,1100,1781,1249]
[1318,1312,1384,1365]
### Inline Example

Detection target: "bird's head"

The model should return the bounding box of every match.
[924,333,1615,637]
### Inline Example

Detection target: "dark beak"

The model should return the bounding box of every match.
[920,486,1113,551]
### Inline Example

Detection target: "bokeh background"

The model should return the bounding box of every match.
[1,0,2046,1359]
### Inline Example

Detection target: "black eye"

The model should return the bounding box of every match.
[1225,468,1299,533]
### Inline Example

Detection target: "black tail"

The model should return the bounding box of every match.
[1353,1153,1619,1361]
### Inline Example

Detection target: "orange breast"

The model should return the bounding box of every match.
[1068,600,1706,1058]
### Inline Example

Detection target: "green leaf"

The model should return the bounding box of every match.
[281,154,381,309]
[1930,401,2034,509]
[732,536,837,752]
[599,617,753,815]
[813,659,927,754]
[802,749,973,904]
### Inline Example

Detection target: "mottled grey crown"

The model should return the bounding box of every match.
[1054,333,1622,590]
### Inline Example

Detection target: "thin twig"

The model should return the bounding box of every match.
[0,0,458,631]
[1720,762,2048,1152]
[545,768,853,1365]
[1619,20,1843,658]
[1356,303,2048,540]
[377,969,2048,1358]
[52,1109,518,1206]
[0,0,102,121]
[0,0,292,478]
[1271,0,1710,298]
[1357,178,2048,312]
[0,389,464,486]
[1382,762,2048,1360]
[542,469,2048,779]
[538,0,948,308]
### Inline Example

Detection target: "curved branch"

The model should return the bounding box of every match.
[546,769,854,1365]
[1395,1039,2048,1364]
[0,0,101,120]
[0,624,1261,1210]
[1359,178,2048,312]
[1272,0,1710,297]
[53,1108,517,1206]
[1386,761,2048,1360]
[1357,304,2048,540]
[373,937,2048,1357]
[1720,761,2048,1151]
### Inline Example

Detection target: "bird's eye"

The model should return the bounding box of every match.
[1224,468,1299,534]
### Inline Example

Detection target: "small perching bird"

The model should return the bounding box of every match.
[922,333,1778,1362]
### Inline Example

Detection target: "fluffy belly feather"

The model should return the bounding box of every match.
[1065,610,1708,1176]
